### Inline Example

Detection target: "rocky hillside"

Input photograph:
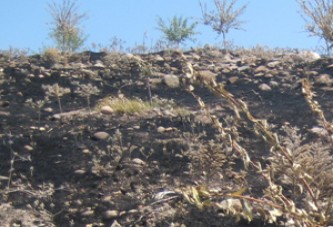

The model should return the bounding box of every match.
[1,48,333,226]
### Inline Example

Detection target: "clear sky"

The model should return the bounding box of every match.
[0,0,325,53]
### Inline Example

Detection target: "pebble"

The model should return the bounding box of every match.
[110,220,122,227]
[103,210,119,219]
[81,209,94,217]
[93,131,110,140]
[100,106,114,115]
[255,65,269,73]
[157,126,165,133]
[315,74,332,86]
[258,83,272,91]
[163,74,180,88]
[74,169,86,175]
[132,158,146,166]
[269,81,279,87]
[24,145,34,152]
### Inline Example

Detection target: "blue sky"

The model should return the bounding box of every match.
[0,0,324,53]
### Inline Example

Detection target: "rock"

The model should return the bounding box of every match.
[269,80,279,87]
[81,208,94,217]
[163,74,180,88]
[93,131,110,140]
[82,149,90,154]
[309,127,328,136]
[110,220,122,227]
[237,65,250,72]
[103,210,119,219]
[100,106,114,115]
[132,158,146,166]
[197,70,216,82]
[154,55,164,62]
[305,71,319,77]
[315,74,332,86]
[157,126,166,133]
[191,53,201,60]
[255,65,269,73]
[267,61,280,68]
[93,62,106,69]
[80,68,97,77]
[43,107,53,113]
[258,83,272,91]
[74,169,86,175]
[228,76,239,84]
[297,51,321,62]
[24,145,34,152]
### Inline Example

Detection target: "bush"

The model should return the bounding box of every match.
[157,16,198,48]
[42,48,62,65]
[48,0,87,53]
[297,0,333,55]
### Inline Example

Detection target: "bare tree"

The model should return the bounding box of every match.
[200,0,247,48]
[48,0,87,53]
[297,0,333,55]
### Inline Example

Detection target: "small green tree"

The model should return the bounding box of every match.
[200,0,247,48]
[48,0,87,53]
[297,0,333,55]
[157,16,198,48]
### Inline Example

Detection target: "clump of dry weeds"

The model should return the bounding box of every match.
[152,62,333,226]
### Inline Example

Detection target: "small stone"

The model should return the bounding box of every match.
[93,131,110,140]
[103,210,119,219]
[74,169,86,175]
[258,83,272,91]
[197,70,216,82]
[237,65,250,72]
[228,76,239,84]
[297,51,321,61]
[269,81,279,87]
[100,106,114,115]
[82,149,90,154]
[163,74,180,88]
[315,74,332,86]
[132,158,145,166]
[309,127,328,136]
[24,145,34,152]
[191,53,201,60]
[305,71,319,77]
[110,220,122,227]
[93,62,105,69]
[157,126,165,133]
[43,107,53,113]
[267,61,280,68]
[81,209,94,217]
[255,65,269,73]
[154,55,164,62]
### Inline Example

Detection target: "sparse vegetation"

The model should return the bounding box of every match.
[43,83,71,113]
[41,47,62,65]
[48,0,87,53]
[178,75,333,226]
[74,83,100,113]
[157,16,198,48]
[97,96,152,114]
[297,0,333,55]
[2,0,333,225]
